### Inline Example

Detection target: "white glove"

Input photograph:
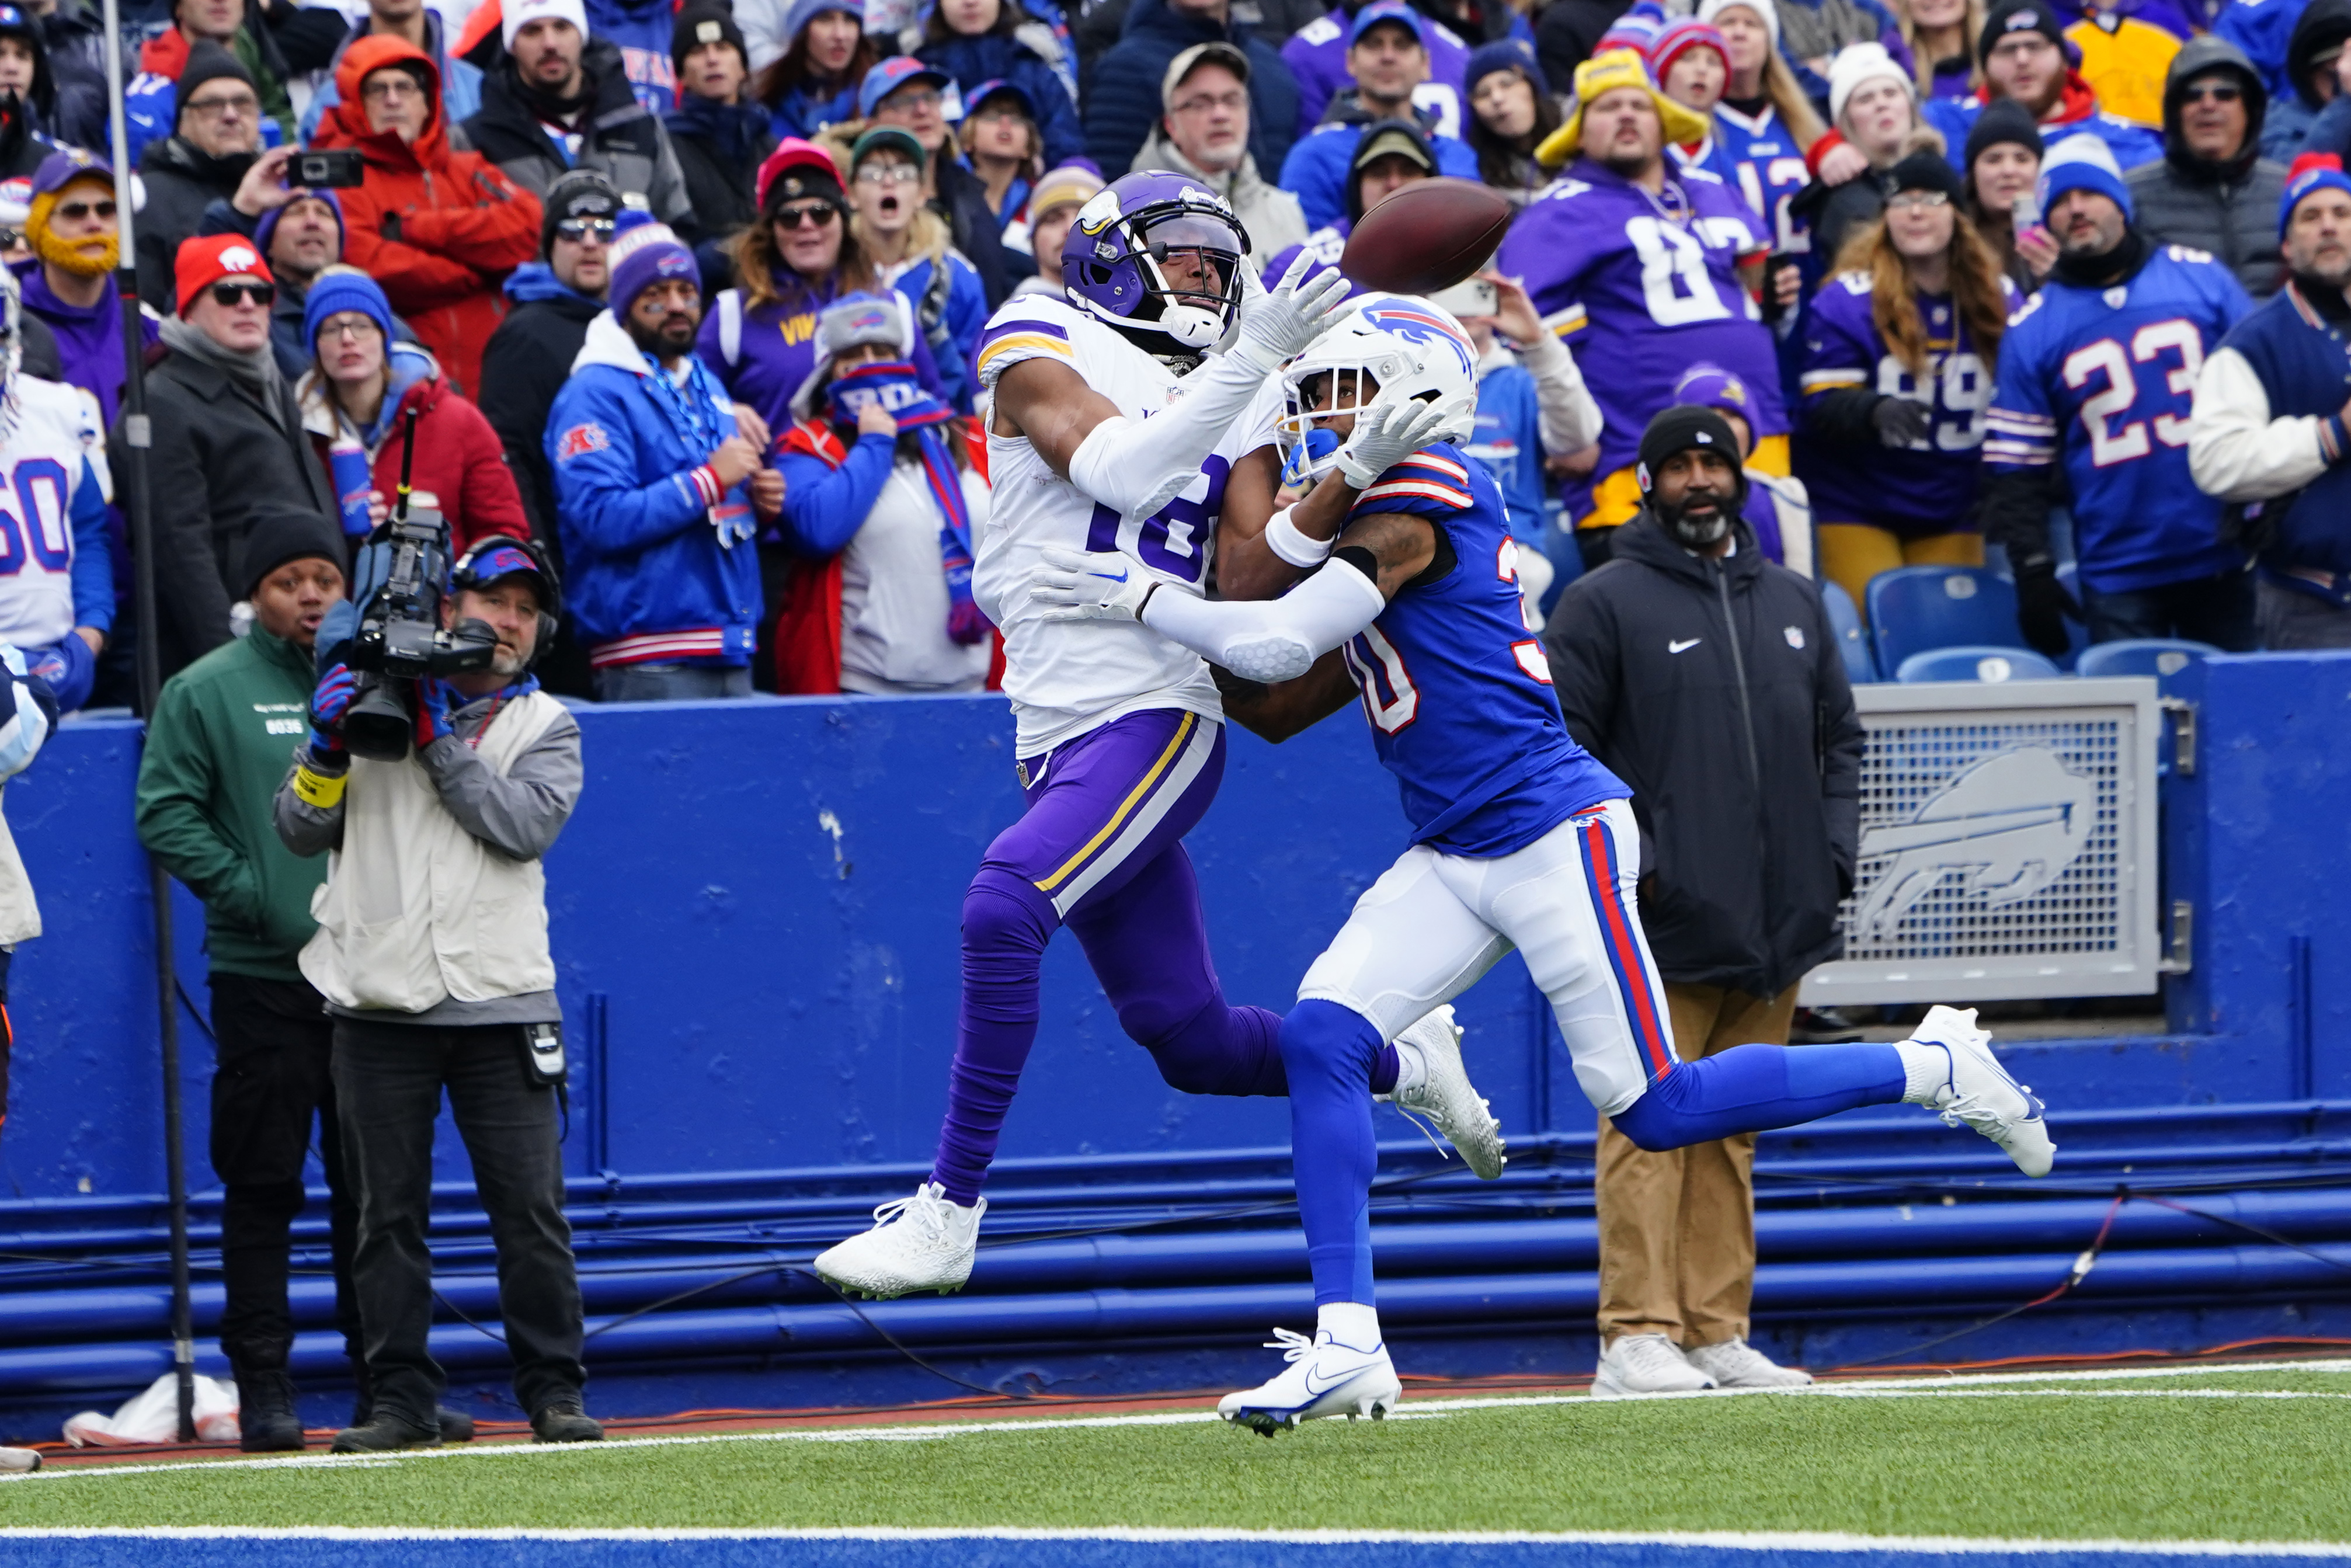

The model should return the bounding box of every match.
[1230,249,1353,373]
[1030,547,1154,623]
[1334,399,1456,490]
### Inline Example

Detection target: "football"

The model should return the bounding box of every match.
[1338,178,1516,296]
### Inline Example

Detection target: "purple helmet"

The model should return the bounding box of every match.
[1060,170,1251,353]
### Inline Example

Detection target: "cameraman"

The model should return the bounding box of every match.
[272,538,601,1454]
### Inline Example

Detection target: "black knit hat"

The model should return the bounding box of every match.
[1890,149,1967,204]
[236,506,346,600]
[540,166,621,259]
[1635,405,1744,494]
[672,2,747,75]
[1978,0,2067,66]
[1964,95,2042,169]
[175,40,256,133]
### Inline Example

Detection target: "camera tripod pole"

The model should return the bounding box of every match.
[103,0,198,1442]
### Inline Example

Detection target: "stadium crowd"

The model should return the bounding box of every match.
[0,0,2342,1455]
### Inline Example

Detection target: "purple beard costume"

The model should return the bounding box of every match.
[930,706,1400,1204]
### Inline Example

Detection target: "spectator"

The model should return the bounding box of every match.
[1262,117,1437,284]
[134,41,266,314]
[295,0,483,141]
[1696,0,1826,249]
[1279,2,1480,233]
[2128,39,2290,300]
[844,125,987,412]
[1092,0,1300,181]
[551,211,767,700]
[1798,151,2015,614]
[298,270,528,556]
[1901,0,1982,101]
[1776,0,1915,106]
[1449,270,1602,591]
[198,146,368,377]
[125,0,294,165]
[0,274,105,714]
[960,78,1046,248]
[0,3,81,149]
[917,0,1083,169]
[21,0,107,150]
[1008,158,1099,298]
[1464,37,1558,204]
[2261,0,2351,164]
[666,3,777,253]
[1983,134,2257,652]
[1285,0,1471,141]
[1922,0,2162,173]
[482,171,615,545]
[860,57,1015,306]
[273,536,601,1455]
[1964,95,2057,287]
[771,291,992,693]
[2188,154,2351,648]
[2064,0,2187,133]
[1790,44,1945,276]
[135,508,361,1455]
[1674,361,1815,573]
[1132,41,1309,255]
[749,0,872,140]
[135,235,335,680]
[458,0,694,237]
[2214,0,2312,110]
[1501,50,1788,568]
[1542,402,1859,1402]
[311,36,542,401]
[14,148,159,430]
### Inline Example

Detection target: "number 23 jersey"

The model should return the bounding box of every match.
[971,295,1281,758]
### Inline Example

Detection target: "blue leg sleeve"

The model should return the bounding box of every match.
[1279,999,1383,1308]
[1610,1042,1908,1155]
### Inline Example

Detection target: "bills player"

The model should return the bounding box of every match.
[1032,297,2060,1431]
[813,173,1505,1301]
[0,270,109,714]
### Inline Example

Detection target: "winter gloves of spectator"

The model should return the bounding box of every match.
[1871,397,1933,448]
[2013,557,2081,660]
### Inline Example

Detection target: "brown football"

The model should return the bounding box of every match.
[1339,178,1517,295]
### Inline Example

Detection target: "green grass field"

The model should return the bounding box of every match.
[4,1361,2348,1545]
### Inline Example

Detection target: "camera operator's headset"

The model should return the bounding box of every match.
[449,537,562,669]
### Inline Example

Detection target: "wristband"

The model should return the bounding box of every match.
[291,763,346,809]
[1264,506,1335,569]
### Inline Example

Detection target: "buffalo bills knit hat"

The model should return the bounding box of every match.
[1978,0,2068,65]
[173,231,271,316]
[302,267,395,354]
[2282,151,2351,239]
[1649,20,1725,91]
[607,208,697,314]
[2037,131,2131,220]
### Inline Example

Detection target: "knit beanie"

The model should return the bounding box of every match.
[2036,131,2131,220]
[607,208,696,314]
[236,506,347,600]
[540,166,621,259]
[1636,404,1743,493]
[1964,95,2043,170]
[672,2,747,74]
[173,232,272,317]
[1828,41,1913,129]
[1890,148,1966,204]
[174,40,255,133]
[2283,151,2351,240]
[1698,0,1778,48]
[302,267,395,355]
[1649,19,1726,90]
[1594,1,1667,58]
[254,189,345,266]
[503,0,587,52]
[1466,36,1546,96]
[1670,363,1756,435]
[1978,0,2068,66]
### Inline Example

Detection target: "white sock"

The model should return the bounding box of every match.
[1389,1038,1428,1096]
[1318,1301,1382,1348]
[1896,1041,1949,1104]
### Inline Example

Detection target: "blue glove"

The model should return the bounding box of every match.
[412,676,454,748]
[308,664,357,756]
[25,635,95,715]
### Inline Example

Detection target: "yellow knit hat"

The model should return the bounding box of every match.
[1535,50,1712,171]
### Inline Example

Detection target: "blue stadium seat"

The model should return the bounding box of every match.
[2075,638,2220,698]
[1866,566,2024,675]
[1820,580,1876,684]
[1895,646,2065,684]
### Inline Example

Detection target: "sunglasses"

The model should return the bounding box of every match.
[555,217,615,242]
[773,202,840,230]
[52,199,116,222]
[2183,82,2242,103]
[210,280,276,308]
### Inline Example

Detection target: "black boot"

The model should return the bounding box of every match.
[235,1368,307,1453]
[530,1399,603,1444]
[331,1409,440,1454]
[436,1408,475,1442]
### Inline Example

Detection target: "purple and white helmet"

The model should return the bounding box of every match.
[1061,171,1251,352]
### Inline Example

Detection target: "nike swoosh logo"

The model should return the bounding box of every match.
[1669,638,1701,653]
[1090,567,1129,584]
[1302,1356,1378,1395]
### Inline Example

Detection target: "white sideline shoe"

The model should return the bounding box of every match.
[1592,1333,1716,1398]
[1911,1005,2056,1178]
[813,1182,985,1299]
[1218,1326,1402,1435]
[1684,1336,1813,1389]
[0,1446,38,1473]
[1386,1005,1507,1179]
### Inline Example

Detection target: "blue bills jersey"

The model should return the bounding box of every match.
[1796,270,2019,532]
[1708,102,1816,254]
[1985,245,2252,593]
[1341,444,1626,858]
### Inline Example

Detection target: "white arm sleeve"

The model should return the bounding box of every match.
[1518,331,1603,459]
[1139,558,1389,683]
[1065,345,1278,517]
[2187,346,2331,502]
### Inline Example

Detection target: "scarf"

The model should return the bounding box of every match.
[665,93,770,168]
[161,311,284,422]
[825,360,985,645]
[639,345,755,546]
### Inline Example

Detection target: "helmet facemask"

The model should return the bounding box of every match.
[1274,293,1480,489]
[1063,179,1250,360]
[1277,364,1384,489]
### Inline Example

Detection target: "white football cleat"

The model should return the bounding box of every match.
[0,1446,37,1473]
[1592,1333,1716,1398]
[1684,1336,1813,1389]
[1911,1005,2056,1178]
[1218,1326,1402,1436]
[1386,1005,1507,1179]
[813,1182,985,1299]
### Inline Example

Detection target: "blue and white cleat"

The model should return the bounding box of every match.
[1218,1326,1403,1437]
[1910,1005,2056,1177]
[813,1182,985,1299]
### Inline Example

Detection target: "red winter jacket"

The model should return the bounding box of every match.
[304,366,531,555]
[310,36,541,398]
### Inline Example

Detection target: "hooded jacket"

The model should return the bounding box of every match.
[479,263,606,540]
[297,9,484,141]
[298,343,530,557]
[1131,126,1310,257]
[1543,513,1862,996]
[2127,36,2289,300]
[455,40,695,237]
[1088,0,1300,178]
[2266,0,2351,164]
[309,36,544,399]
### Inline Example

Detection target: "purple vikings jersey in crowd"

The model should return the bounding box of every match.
[1707,102,1816,253]
[1497,159,1786,520]
[1340,443,1625,857]
[1984,244,2252,593]
[1796,270,2020,532]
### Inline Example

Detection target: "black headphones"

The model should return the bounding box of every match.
[450,536,562,668]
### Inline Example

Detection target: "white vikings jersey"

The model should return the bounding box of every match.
[972,294,1281,757]
[0,378,101,650]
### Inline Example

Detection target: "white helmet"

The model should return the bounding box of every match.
[1275,293,1479,489]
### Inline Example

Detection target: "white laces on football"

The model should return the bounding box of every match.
[1263,1326,1315,1361]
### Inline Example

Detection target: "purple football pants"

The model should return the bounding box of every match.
[930,708,1392,1204]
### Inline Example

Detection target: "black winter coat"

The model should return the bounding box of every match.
[665,95,775,244]
[1086,0,1299,180]
[934,157,1015,308]
[476,290,601,543]
[136,136,253,313]
[1535,0,1632,109]
[1543,513,1864,997]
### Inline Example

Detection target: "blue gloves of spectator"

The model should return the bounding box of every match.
[412,677,455,749]
[308,664,357,757]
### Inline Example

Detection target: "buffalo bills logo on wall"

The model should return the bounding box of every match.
[1360,303,1474,377]
[1853,747,2096,940]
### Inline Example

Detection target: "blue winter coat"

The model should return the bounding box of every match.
[888,252,990,413]
[768,79,860,141]
[588,0,681,113]
[1086,0,1299,179]
[1277,116,1481,234]
[917,31,1084,169]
